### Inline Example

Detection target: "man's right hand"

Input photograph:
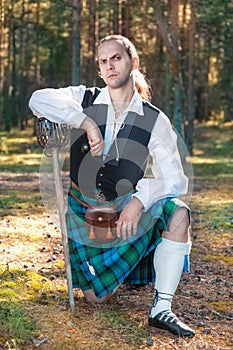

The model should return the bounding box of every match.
[80,117,104,157]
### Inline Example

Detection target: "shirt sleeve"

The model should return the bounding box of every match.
[132,111,189,211]
[29,85,87,128]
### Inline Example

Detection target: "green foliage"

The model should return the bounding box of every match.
[192,162,233,178]
[195,0,233,122]
[0,268,42,347]
[0,127,41,173]
[100,309,147,343]
[192,123,233,177]
[0,301,37,342]
[35,1,72,86]
[209,204,233,230]
[1,0,233,133]
[0,189,43,217]
[197,0,230,32]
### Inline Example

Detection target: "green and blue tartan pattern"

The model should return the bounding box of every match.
[66,187,189,298]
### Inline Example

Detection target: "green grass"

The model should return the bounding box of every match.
[0,125,50,348]
[191,122,233,177]
[196,202,233,230]
[0,302,37,341]
[0,122,232,349]
[208,205,233,230]
[0,128,41,173]
[0,189,42,210]
[0,268,42,348]
[192,161,233,177]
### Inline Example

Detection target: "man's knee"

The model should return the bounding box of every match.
[176,207,190,226]
[162,207,191,242]
[83,289,112,304]
[172,207,190,229]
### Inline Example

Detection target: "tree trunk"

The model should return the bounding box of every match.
[0,0,5,127]
[186,0,196,154]
[88,0,99,85]
[71,0,82,85]
[201,36,211,121]
[3,1,14,131]
[112,0,122,34]
[121,0,132,39]
[154,0,184,138]
[11,17,17,126]
[35,0,40,89]
[19,0,26,130]
[222,22,233,122]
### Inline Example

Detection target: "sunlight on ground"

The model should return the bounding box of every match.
[1,154,41,165]
[189,156,232,164]
[209,199,233,205]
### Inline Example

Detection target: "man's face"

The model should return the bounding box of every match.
[97,40,136,90]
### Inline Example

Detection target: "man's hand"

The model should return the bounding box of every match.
[80,117,104,156]
[116,197,144,240]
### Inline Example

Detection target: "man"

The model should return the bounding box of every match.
[29,34,195,337]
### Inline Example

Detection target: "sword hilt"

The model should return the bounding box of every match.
[35,117,69,149]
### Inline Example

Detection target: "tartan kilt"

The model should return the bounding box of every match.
[66,187,190,298]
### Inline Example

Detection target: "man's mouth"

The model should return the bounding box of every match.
[108,73,118,79]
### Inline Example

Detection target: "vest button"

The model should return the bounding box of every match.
[99,173,103,176]
[97,183,102,187]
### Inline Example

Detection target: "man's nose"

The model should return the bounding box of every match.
[106,60,114,70]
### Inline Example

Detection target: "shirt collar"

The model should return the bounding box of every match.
[93,86,144,116]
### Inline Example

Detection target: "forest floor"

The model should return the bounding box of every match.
[0,121,232,350]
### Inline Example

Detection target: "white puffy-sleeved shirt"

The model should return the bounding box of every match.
[29,85,188,211]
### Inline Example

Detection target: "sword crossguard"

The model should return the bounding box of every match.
[35,117,70,149]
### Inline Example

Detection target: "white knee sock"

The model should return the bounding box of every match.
[149,238,191,317]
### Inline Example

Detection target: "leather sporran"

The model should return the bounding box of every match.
[85,206,118,243]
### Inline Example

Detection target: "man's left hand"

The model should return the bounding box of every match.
[116,197,144,240]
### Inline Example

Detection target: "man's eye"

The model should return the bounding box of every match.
[100,60,107,65]
[114,55,121,60]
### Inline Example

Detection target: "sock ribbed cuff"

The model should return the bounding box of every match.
[159,238,191,255]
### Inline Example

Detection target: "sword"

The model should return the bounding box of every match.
[35,118,75,312]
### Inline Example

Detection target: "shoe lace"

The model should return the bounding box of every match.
[151,289,173,308]
[158,310,179,323]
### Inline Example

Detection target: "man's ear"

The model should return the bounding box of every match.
[132,57,139,70]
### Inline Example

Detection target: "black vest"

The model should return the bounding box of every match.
[70,88,159,200]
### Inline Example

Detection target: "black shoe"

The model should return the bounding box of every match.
[148,310,195,338]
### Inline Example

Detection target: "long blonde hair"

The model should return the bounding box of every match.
[98,35,152,102]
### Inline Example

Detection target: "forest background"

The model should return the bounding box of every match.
[1,0,233,153]
[0,1,233,349]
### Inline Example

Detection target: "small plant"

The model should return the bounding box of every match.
[0,301,38,347]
